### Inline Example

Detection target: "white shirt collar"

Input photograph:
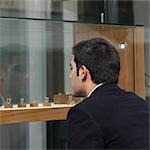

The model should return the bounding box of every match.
[87,83,103,97]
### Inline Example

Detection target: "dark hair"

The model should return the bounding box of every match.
[72,37,120,84]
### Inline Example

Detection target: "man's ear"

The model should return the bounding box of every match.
[79,65,88,81]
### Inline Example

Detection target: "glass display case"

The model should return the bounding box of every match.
[0,16,145,149]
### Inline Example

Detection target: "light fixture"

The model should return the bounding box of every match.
[119,42,127,50]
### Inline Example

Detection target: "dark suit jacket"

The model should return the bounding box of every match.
[67,83,149,149]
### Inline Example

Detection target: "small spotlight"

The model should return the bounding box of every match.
[119,42,127,50]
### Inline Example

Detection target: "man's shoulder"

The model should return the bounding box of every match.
[72,90,147,114]
[69,95,108,115]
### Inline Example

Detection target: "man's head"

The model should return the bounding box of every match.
[70,37,120,96]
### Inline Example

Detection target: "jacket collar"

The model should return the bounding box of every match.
[87,83,104,97]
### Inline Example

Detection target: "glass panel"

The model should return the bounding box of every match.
[0,17,74,150]
[0,18,47,150]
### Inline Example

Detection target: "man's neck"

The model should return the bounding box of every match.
[85,83,103,97]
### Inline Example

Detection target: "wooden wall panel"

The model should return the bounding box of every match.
[113,28,134,92]
[134,27,145,98]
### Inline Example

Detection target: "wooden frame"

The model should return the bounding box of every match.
[0,105,70,125]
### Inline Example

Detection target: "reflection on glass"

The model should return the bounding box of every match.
[2,45,28,103]
[0,17,73,150]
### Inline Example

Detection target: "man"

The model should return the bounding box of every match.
[67,38,149,149]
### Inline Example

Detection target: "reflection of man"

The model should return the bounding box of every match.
[0,51,27,150]
[5,52,27,103]
[67,38,149,149]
